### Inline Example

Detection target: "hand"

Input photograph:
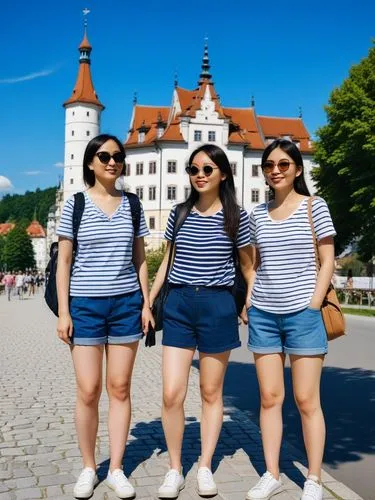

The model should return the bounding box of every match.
[142,305,155,334]
[309,299,321,310]
[57,313,73,344]
[240,304,248,325]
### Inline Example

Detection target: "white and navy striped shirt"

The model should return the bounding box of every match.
[57,191,149,297]
[249,197,336,314]
[165,207,251,286]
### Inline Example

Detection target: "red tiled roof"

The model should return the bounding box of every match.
[64,33,104,109]
[157,122,185,142]
[257,116,312,152]
[0,223,15,236]
[26,221,46,238]
[126,106,172,146]
[224,108,264,149]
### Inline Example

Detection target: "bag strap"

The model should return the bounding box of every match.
[307,196,321,273]
[72,192,85,252]
[163,204,189,281]
[125,191,141,235]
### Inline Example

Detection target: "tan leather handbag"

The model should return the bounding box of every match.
[307,198,346,341]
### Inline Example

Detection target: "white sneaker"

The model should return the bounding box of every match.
[158,469,185,498]
[106,469,135,498]
[197,467,218,496]
[301,478,323,500]
[246,471,283,499]
[73,467,99,499]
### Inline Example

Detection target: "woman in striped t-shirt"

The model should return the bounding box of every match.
[245,140,336,500]
[150,144,252,498]
[56,134,154,499]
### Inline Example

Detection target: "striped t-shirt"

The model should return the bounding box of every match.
[249,197,336,314]
[165,207,251,286]
[57,191,149,297]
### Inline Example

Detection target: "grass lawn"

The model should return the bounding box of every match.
[342,307,375,317]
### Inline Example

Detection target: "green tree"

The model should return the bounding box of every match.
[313,42,375,260]
[0,186,56,226]
[0,235,5,270]
[146,244,165,283]
[3,225,35,271]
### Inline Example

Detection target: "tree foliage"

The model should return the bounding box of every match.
[2,224,35,271]
[0,186,57,226]
[146,244,165,283]
[313,43,375,260]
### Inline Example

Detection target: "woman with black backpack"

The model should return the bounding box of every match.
[56,134,154,499]
[149,144,252,499]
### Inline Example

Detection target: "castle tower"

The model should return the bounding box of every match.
[62,27,104,201]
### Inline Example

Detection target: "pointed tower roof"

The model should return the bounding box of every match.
[198,40,212,85]
[64,29,104,109]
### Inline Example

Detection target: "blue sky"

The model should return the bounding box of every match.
[0,0,374,196]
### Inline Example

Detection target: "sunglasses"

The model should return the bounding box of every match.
[96,151,125,165]
[261,160,295,174]
[185,165,219,177]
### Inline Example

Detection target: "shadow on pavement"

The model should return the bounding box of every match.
[220,360,375,469]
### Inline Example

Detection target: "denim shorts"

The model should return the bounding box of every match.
[70,290,143,345]
[248,305,328,356]
[162,285,241,354]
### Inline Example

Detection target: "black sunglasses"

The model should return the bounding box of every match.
[185,165,219,177]
[96,151,125,165]
[261,160,295,174]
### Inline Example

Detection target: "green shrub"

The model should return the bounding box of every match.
[146,244,166,283]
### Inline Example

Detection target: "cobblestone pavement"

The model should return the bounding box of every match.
[0,294,363,500]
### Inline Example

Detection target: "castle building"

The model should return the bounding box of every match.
[59,29,316,248]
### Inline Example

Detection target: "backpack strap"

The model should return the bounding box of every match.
[164,204,190,280]
[72,192,85,251]
[125,192,141,235]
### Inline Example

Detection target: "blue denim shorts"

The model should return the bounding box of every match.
[248,305,328,356]
[70,290,143,345]
[163,285,241,354]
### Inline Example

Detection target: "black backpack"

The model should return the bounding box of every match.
[44,191,141,316]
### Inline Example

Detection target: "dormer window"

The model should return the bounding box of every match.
[138,131,145,143]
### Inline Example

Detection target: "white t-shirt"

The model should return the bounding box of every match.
[249,197,336,314]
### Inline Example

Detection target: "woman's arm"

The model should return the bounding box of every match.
[56,237,73,344]
[133,237,155,332]
[149,241,173,307]
[310,236,335,309]
[239,245,259,324]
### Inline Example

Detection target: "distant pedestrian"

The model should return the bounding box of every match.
[2,272,15,301]
[15,271,25,300]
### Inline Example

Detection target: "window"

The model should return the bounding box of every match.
[70,178,74,185]
[194,130,202,141]
[251,189,260,203]
[136,187,144,200]
[149,161,156,174]
[167,161,177,173]
[136,162,144,175]
[149,186,156,200]
[86,111,90,117]
[230,162,237,176]
[184,187,190,200]
[265,190,272,203]
[125,163,131,176]
[70,154,74,160]
[86,130,90,137]
[138,131,145,143]
[252,164,259,177]
[208,131,216,142]
[149,217,155,230]
[167,186,177,200]
[71,130,75,136]
[72,111,75,116]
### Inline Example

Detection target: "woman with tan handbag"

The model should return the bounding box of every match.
[245,139,336,500]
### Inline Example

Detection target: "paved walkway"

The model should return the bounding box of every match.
[0,294,363,499]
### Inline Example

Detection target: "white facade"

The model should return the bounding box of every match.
[124,87,316,248]
[63,103,101,202]
[31,237,47,271]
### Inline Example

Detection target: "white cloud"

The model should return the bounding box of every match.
[54,162,64,168]
[23,171,42,176]
[0,67,58,84]
[0,175,13,191]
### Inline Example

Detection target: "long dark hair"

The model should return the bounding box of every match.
[83,134,126,187]
[178,144,240,240]
[261,139,310,196]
